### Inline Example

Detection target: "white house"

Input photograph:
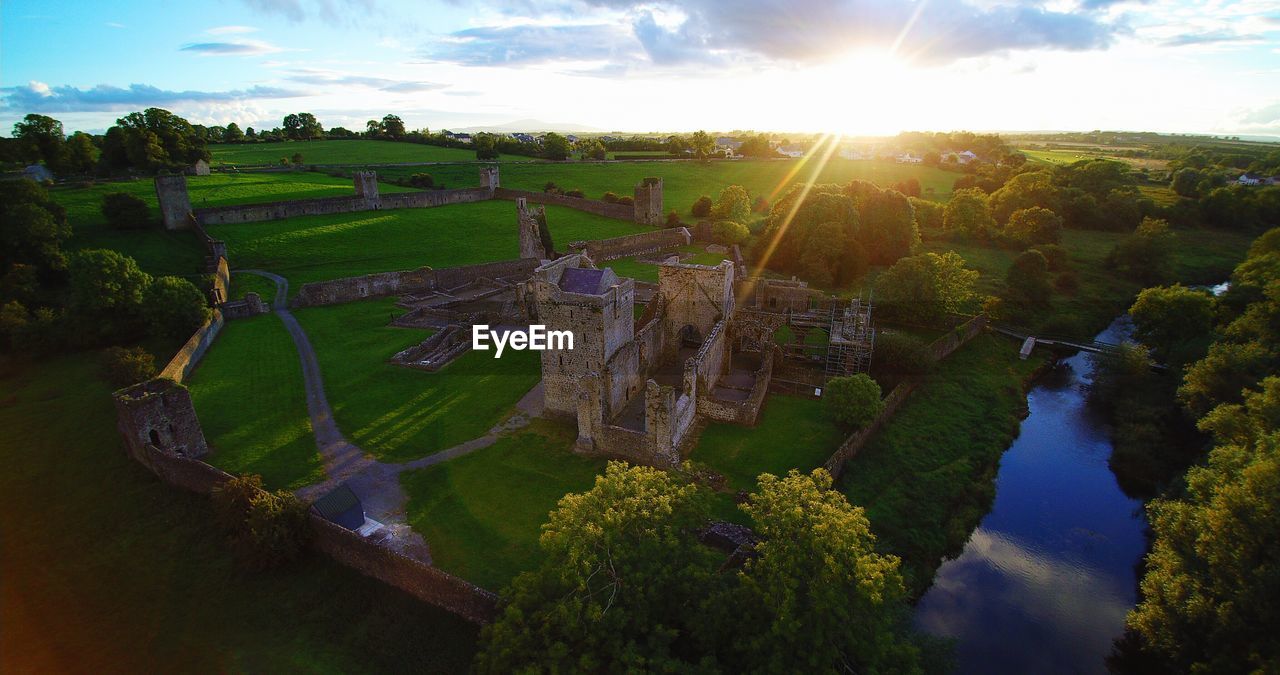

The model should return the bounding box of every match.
[776,144,805,158]
[942,150,979,165]
[1237,173,1265,186]
[715,137,743,157]
[895,153,924,164]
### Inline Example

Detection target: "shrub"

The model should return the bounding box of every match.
[102,345,157,388]
[212,474,313,570]
[409,172,434,188]
[870,332,935,380]
[618,196,634,206]
[602,191,620,203]
[823,374,885,429]
[291,152,304,166]
[101,192,151,230]
[1003,206,1063,247]
[1004,249,1053,307]
[691,195,713,218]
[712,185,751,223]
[665,210,682,228]
[753,195,771,213]
[1055,270,1080,294]
[1030,243,1069,271]
[143,276,211,339]
[711,220,750,246]
[565,189,584,198]
[543,181,561,194]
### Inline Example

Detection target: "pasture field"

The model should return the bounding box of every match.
[839,333,1042,595]
[399,419,608,590]
[690,395,843,492]
[209,140,486,166]
[367,157,960,211]
[606,245,729,282]
[294,297,541,463]
[208,200,650,288]
[0,353,478,672]
[186,313,322,490]
[1017,145,1170,172]
[227,270,279,301]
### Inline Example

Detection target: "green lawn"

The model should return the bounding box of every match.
[605,245,729,282]
[294,297,541,462]
[210,140,486,166]
[691,395,844,492]
[209,200,650,288]
[227,271,280,302]
[0,353,477,672]
[186,314,322,490]
[400,419,607,591]
[839,334,1042,595]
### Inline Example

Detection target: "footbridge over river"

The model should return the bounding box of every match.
[992,325,1167,371]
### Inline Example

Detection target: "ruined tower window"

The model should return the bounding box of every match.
[149,429,162,448]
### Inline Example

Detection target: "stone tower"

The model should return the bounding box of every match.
[516,197,554,260]
[353,170,380,207]
[113,379,209,460]
[480,165,500,191]
[155,175,193,230]
[633,177,664,226]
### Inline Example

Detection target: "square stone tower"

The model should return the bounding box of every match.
[155,175,193,230]
[353,170,380,206]
[480,166,500,191]
[516,197,554,260]
[113,379,209,460]
[633,177,664,225]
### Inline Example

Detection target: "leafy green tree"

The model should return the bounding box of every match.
[691,195,713,217]
[1129,284,1215,365]
[475,462,719,673]
[297,112,323,139]
[1004,206,1063,247]
[223,122,245,143]
[577,138,606,160]
[408,173,434,188]
[1004,249,1053,309]
[103,108,209,170]
[143,276,210,339]
[380,114,406,140]
[689,130,715,159]
[68,249,151,344]
[942,188,996,238]
[0,179,72,277]
[1127,378,1280,673]
[62,131,100,174]
[1108,217,1175,284]
[473,133,498,160]
[1179,341,1277,418]
[541,132,571,161]
[12,113,64,166]
[876,251,979,324]
[282,113,302,139]
[823,374,884,429]
[870,332,935,382]
[855,188,919,264]
[101,192,151,230]
[729,470,921,673]
[711,185,751,223]
[988,170,1058,223]
[101,345,157,388]
[909,196,944,230]
[711,220,749,246]
[211,474,313,571]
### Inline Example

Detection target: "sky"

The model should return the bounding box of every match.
[2,0,1279,137]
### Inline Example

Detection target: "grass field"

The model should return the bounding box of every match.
[605,245,729,282]
[839,333,1043,596]
[0,353,478,672]
[367,158,960,214]
[1017,146,1170,172]
[691,395,844,492]
[209,200,651,288]
[399,419,607,590]
[210,140,486,166]
[294,297,541,463]
[228,270,280,302]
[186,314,322,490]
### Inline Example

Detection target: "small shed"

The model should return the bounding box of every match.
[22,164,53,182]
[311,483,366,530]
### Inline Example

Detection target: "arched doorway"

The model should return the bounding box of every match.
[680,324,702,347]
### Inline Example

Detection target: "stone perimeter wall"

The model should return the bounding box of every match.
[158,310,225,383]
[291,258,539,308]
[122,438,500,623]
[192,187,492,226]
[492,187,634,222]
[579,228,691,262]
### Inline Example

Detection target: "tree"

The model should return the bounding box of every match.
[942,188,995,238]
[224,122,244,143]
[910,197,944,230]
[855,188,919,265]
[12,113,64,166]
[1108,217,1175,284]
[541,132,571,161]
[211,474,313,570]
[876,251,979,324]
[101,192,151,230]
[1129,285,1215,365]
[101,345,157,388]
[143,276,210,339]
[297,112,323,139]
[291,152,304,166]
[1004,249,1053,309]
[475,462,719,673]
[104,108,209,170]
[62,132,100,174]
[1127,378,1280,672]
[689,130,715,159]
[730,470,921,673]
[578,138,606,161]
[711,220,749,246]
[409,173,434,188]
[823,374,884,428]
[380,114,406,140]
[474,133,498,160]
[711,185,751,223]
[282,113,302,140]
[1004,206,1063,247]
[691,195,713,218]
[68,249,151,343]
[1178,341,1276,418]
[0,179,72,277]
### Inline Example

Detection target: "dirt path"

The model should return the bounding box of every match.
[237,270,542,559]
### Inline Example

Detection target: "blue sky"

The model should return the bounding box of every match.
[3,0,1279,136]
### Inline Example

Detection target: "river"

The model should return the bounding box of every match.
[914,317,1149,674]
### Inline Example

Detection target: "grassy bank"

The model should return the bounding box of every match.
[210,140,485,166]
[294,297,540,463]
[0,353,477,672]
[691,395,843,492]
[186,313,322,490]
[839,333,1043,595]
[399,419,607,591]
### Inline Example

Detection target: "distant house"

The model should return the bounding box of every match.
[455,133,472,144]
[715,137,743,157]
[22,164,53,182]
[565,134,579,143]
[512,132,535,143]
[895,153,923,164]
[777,144,805,158]
[942,150,979,165]
[1237,172,1265,186]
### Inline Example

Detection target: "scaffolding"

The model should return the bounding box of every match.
[824,298,875,379]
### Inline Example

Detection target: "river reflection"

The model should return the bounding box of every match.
[914,318,1148,674]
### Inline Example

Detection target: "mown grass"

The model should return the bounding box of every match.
[606,245,729,282]
[209,200,650,288]
[227,271,280,302]
[0,353,477,672]
[186,314,322,490]
[691,395,844,492]
[369,158,960,212]
[838,334,1043,596]
[294,297,541,462]
[399,419,607,590]
[210,140,485,166]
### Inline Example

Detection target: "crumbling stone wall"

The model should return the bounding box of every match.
[697,347,775,426]
[222,293,269,319]
[492,187,634,221]
[113,379,210,461]
[574,227,690,262]
[155,175,193,230]
[479,165,500,192]
[159,310,225,383]
[658,260,735,348]
[292,259,538,308]
[516,197,554,259]
[633,177,664,226]
[353,170,379,204]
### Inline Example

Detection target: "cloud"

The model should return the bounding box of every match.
[106,21,127,29]
[1160,30,1264,47]
[426,0,1121,69]
[238,0,379,25]
[1241,102,1280,126]
[181,39,286,55]
[380,81,448,93]
[1077,0,1148,9]
[1,81,310,113]
[207,25,259,34]
[280,68,447,92]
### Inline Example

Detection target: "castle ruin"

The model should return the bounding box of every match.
[113,379,209,461]
[516,198,555,260]
[633,177,664,226]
